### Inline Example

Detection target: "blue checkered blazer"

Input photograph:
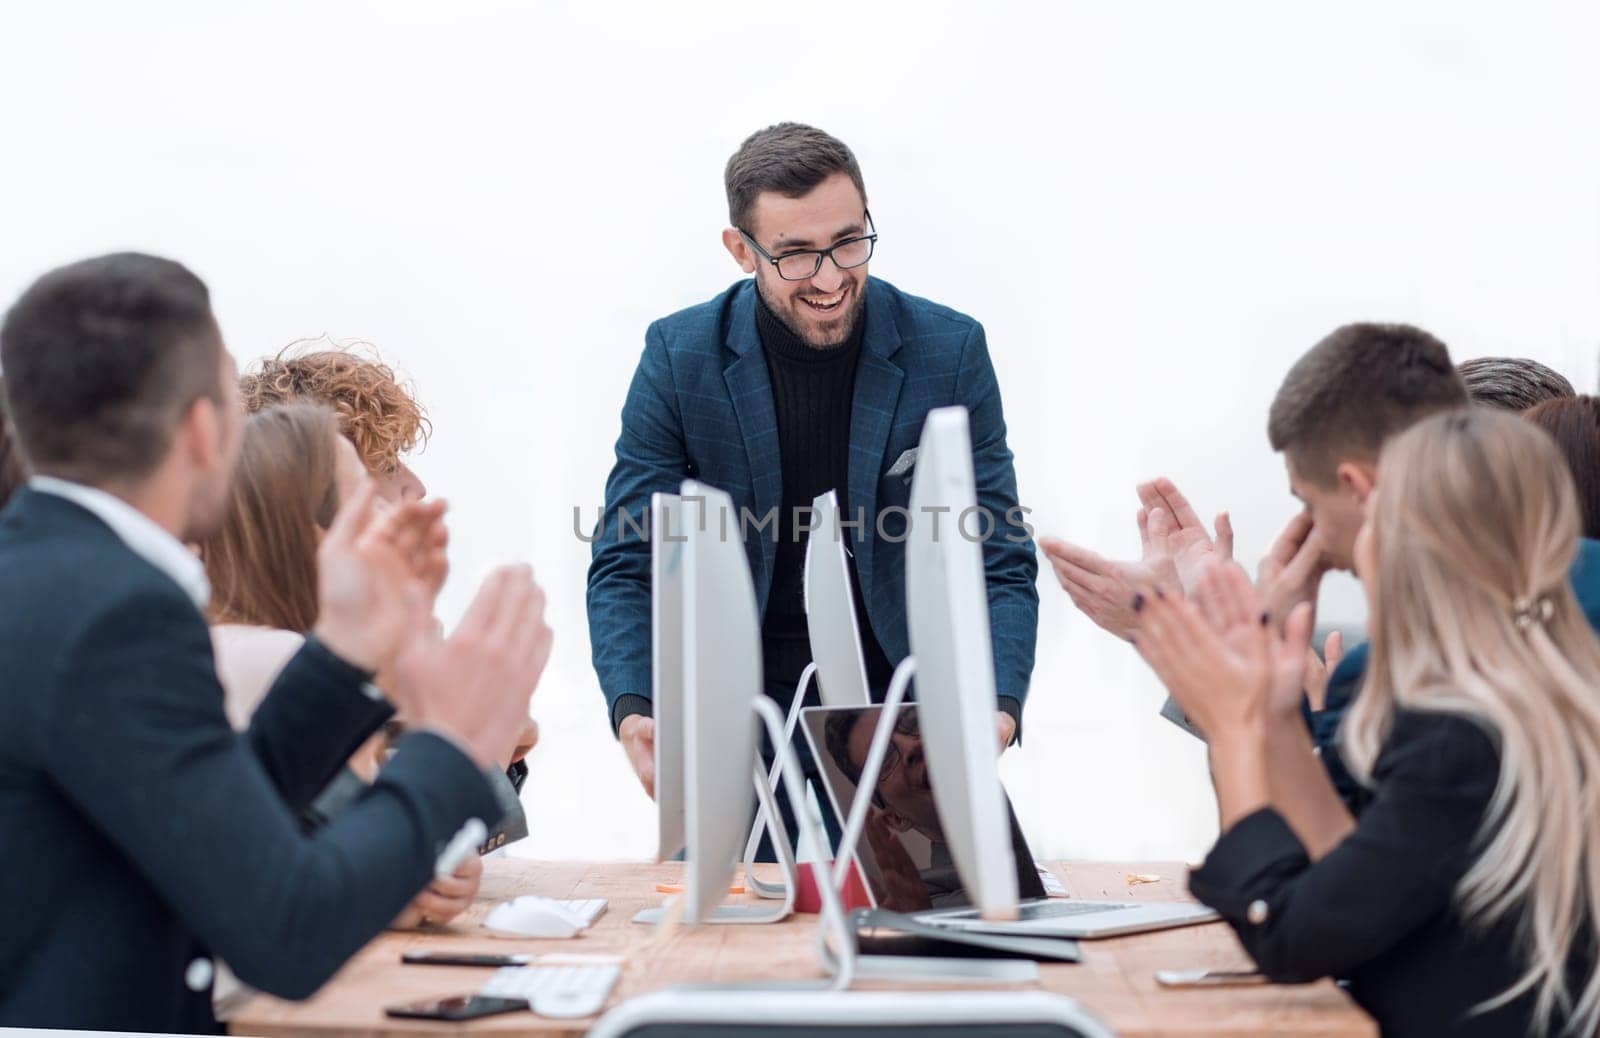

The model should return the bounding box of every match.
[586,276,1038,723]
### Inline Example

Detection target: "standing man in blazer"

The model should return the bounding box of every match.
[588,124,1038,825]
[0,253,552,1032]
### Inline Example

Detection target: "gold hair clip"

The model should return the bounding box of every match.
[1512,595,1555,630]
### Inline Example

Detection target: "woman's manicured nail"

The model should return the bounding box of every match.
[1132,594,1145,613]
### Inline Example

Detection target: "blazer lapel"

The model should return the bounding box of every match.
[723,286,782,603]
[847,280,905,601]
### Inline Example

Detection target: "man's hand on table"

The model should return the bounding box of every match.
[392,854,483,930]
[620,715,656,799]
[997,710,1017,751]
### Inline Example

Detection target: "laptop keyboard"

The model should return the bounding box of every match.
[1014,900,1138,921]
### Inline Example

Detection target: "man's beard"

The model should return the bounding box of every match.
[758,277,867,349]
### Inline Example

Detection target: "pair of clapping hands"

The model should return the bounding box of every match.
[1038,479,1344,729]
[310,478,554,774]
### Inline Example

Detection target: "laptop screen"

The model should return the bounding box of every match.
[801,703,1046,912]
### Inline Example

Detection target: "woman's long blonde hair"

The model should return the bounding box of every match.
[202,403,342,632]
[1344,408,1600,1033]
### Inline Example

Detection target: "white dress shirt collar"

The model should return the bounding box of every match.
[28,475,210,610]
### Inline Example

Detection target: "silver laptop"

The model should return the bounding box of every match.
[802,703,1217,939]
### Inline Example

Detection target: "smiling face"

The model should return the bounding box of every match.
[724,171,870,348]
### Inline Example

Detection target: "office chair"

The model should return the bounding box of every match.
[588,989,1117,1038]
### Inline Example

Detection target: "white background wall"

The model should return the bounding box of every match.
[3,1,1597,864]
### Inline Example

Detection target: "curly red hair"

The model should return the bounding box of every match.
[238,339,429,474]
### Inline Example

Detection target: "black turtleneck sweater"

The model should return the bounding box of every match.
[611,292,1019,740]
[755,294,895,702]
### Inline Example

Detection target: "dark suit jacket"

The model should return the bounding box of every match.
[0,489,501,1033]
[1190,710,1590,1037]
[587,277,1038,726]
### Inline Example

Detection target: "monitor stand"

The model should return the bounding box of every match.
[760,660,1034,987]
[820,656,1036,985]
[742,663,818,901]
[635,672,1034,985]
[632,732,798,926]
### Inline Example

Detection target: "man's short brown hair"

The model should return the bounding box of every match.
[0,377,26,511]
[725,122,866,231]
[237,340,429,475]
[1457,356,1575,412]
[0,253,222,485]
[1267,323,1468,486]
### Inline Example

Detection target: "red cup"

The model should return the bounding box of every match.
[794,859,874,914]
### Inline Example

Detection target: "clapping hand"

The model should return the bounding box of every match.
[1301,630,1344,712]
[510,718,540,765]
[1038,477,1231,642]
[1133,561,1315,744]
[1138,478,1234,597]
[1038,529,1161,642]
[1256,511,1332,631]
[312,479,449,674]
[390,565,555,769]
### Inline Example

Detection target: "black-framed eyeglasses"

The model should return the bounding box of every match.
[875,706,920,786]
[738,210,877,282]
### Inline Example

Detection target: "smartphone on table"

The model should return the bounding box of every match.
[401,950,533,968]
[384,994,529,1020]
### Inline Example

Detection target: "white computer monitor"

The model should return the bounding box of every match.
[680,481,766,924]
[904,407,1019,921]
[651,492,686,863]
[803,489,871,708]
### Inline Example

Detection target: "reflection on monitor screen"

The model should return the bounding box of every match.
[803,704,1045,913]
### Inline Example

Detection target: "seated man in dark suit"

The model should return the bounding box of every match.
[588,124,1037,844]
[0,253,553,1033]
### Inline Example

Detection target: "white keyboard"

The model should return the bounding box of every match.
[481,961,621,1019]
[559,898,608,927]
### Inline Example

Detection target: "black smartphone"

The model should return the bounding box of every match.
[384,994,529,1021]
[401,950,533,968]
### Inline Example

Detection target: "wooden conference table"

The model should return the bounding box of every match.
[231,858,1374,1038]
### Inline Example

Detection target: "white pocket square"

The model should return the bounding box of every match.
[886,447,918,480]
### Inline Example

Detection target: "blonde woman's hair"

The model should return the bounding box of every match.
[1343,407,1600,1034]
